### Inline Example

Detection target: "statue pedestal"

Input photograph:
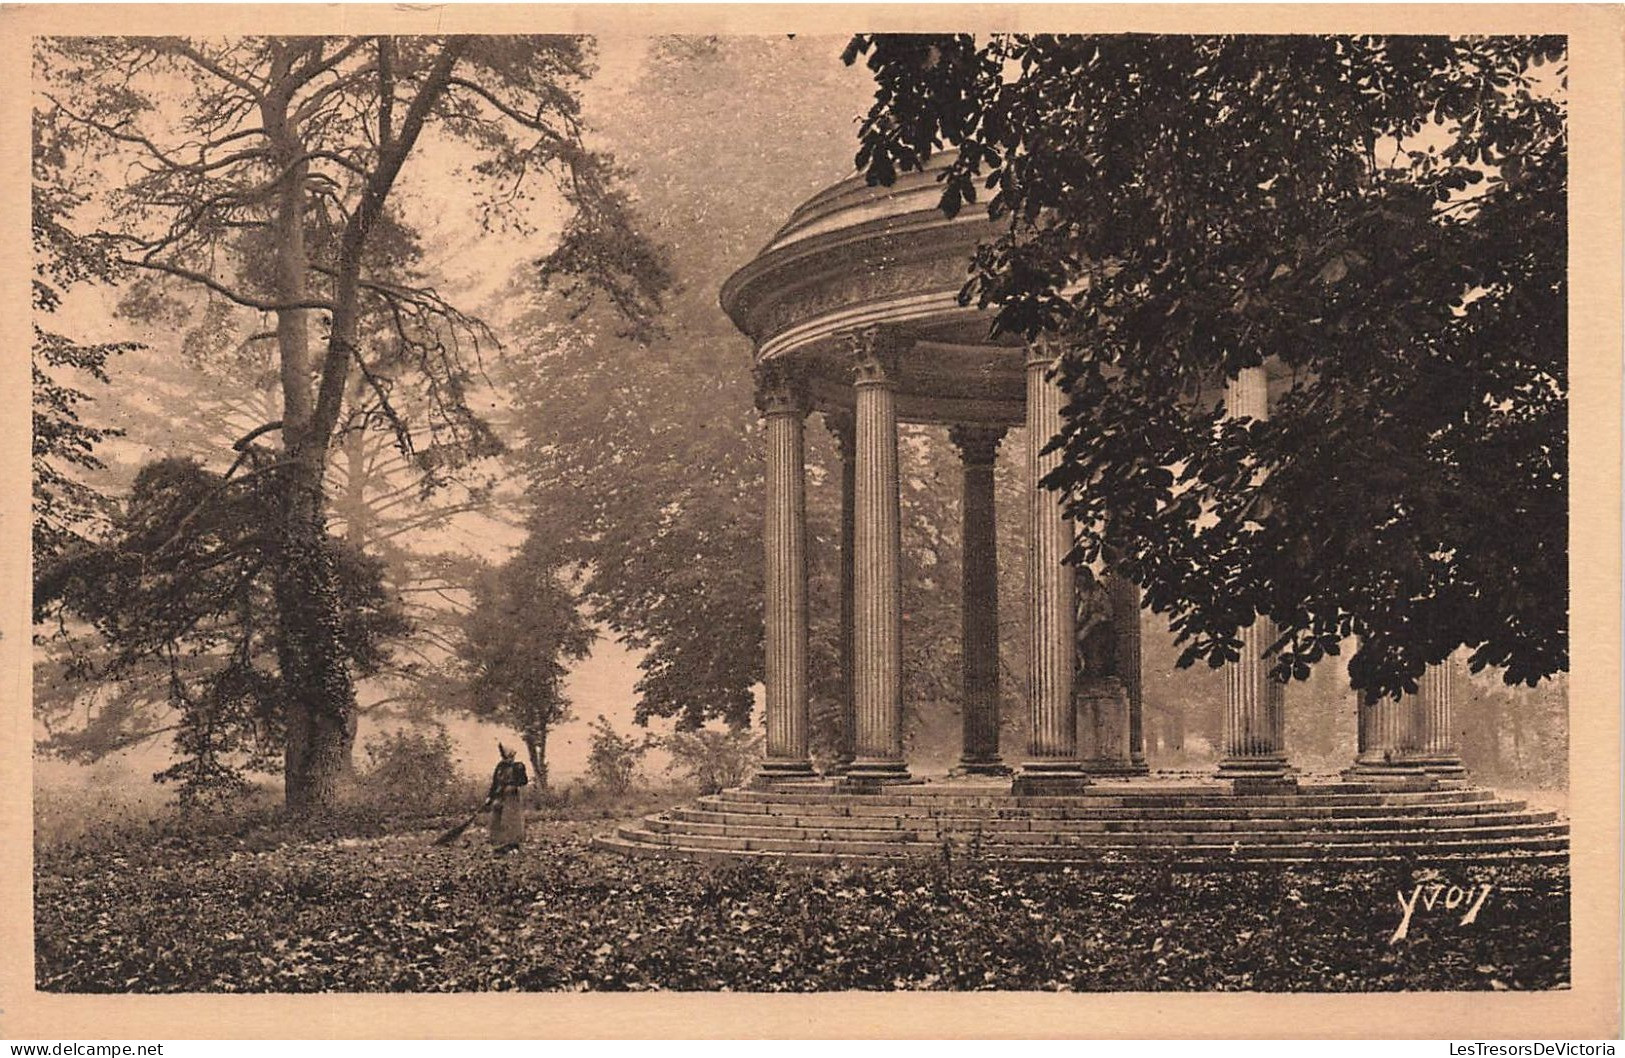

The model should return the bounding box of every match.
[1078,677,1139,775]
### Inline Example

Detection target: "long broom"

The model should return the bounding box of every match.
[432,798,493,846]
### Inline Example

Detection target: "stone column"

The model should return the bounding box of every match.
[1344,688,1428,783]
[1215,366,1293,786]
[949,425,1009,775]
[824,410,858,775]
[1346,661,1464,784]
[1016,342,1089,793]
[845,327,911,783]
[1415,661,1468,780]
[755,362,815,780]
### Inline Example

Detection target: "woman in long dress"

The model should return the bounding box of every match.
[487,743,529,853]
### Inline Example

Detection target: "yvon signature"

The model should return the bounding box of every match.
[1391,878,1494,945]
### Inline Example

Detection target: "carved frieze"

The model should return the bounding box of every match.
[739,223,986,348]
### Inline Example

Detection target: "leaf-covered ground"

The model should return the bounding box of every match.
[36,818,1569,992]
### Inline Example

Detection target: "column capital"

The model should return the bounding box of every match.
[754,360,807,417]
[846,324,908,387]
[948,424,1007,465]
[1025,334,1066,370]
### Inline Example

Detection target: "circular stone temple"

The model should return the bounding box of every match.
[598,159,1567,864]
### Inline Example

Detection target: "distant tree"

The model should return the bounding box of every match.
[39,35,666,812]
[459,539,595,789]
[845,34,1567,702]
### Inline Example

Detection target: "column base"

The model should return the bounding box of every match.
[1012,761,1092,795]
[1217,755,1297,793]
[842,759,916,787]
[952,758,1013,777]
[751,759,818,787]
[1419,755,1470,782]
[1340,757,1438,789]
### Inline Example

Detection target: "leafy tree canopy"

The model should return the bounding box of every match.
[846,34,1566,701]
[36,34,668,810]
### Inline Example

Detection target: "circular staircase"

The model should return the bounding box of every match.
[595,779,1569,866]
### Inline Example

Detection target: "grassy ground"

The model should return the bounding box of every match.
[34,803,1569,993]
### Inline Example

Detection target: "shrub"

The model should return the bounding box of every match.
[663,727,763,794]
[359,725,462,811]
[585,715,654,796]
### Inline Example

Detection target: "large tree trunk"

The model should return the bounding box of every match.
[334,388,372,773]
[264,40,465,814]
[276,451,358,814]
[265,62,355,815]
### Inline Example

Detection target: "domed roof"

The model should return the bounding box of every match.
[756,153,965,257]
[720,152,1012,361]
[720,152,1028,427]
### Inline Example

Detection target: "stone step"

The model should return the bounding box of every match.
[619,819,1566,853]
[714,787,1495,810]
[674,798,1534,827]
[642,810,1559,842]
[702,789,1495,815]
[731,780,1440,798]
[601,784,1567,866]
[597,830,1570,865]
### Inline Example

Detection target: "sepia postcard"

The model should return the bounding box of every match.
[0,2,1620,1042]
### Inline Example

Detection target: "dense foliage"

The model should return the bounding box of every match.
[34,458,410,806]
[359,726,463,810]
[36,822,1569,992]
[845,35,1567,702]
[585,716,657,795]
[661,728,765,794]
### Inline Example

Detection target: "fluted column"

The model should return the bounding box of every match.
[845,328,910,783]
[950,425,1009,775]
[755,362,814,779]
[1216,365,1292,785]
[1016,342,1088,793]
[1346,661,1463,784]
[1345,688,1427,781]
[1415,661,1468,779]
[825,410,858,774]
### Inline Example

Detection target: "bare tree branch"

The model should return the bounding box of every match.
[116,257,334,313]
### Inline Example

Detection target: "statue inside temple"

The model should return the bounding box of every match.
[1075,565,1135,771]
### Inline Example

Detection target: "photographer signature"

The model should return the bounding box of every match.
[1391,872,1494,944]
